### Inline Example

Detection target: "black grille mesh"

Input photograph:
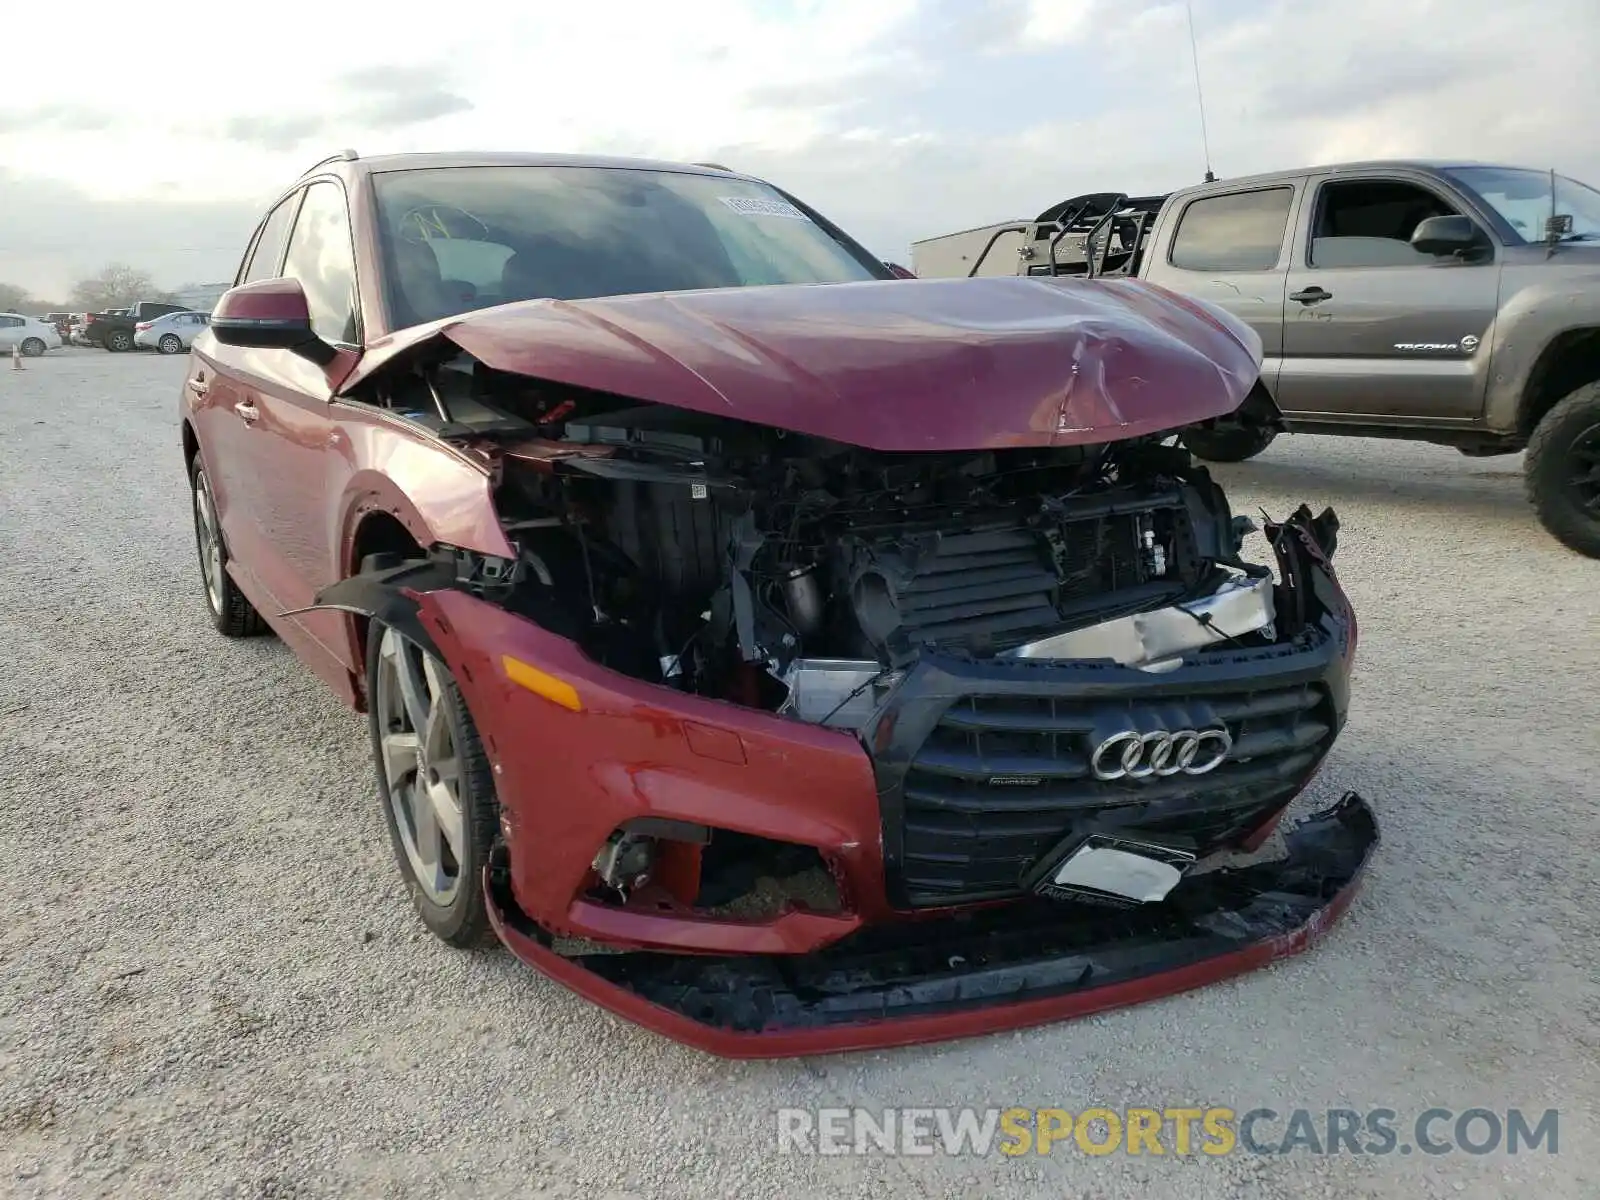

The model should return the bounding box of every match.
[898,682,1333,905]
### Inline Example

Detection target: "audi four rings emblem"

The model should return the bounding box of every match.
[1090,727,1233,780]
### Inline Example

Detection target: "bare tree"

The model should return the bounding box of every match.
[69,264,176,311]
[0,282,32,314]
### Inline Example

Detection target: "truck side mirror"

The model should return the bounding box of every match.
[1410,215,1481,257]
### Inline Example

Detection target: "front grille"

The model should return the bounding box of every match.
[897,681,1334,906]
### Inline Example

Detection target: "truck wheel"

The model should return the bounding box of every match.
[367,618,499,947]
[1525,382,1600,558]
[1182,426,1278,463]
[106,330,133,352]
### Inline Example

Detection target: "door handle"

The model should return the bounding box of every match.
[187,377,208,397]
[234,401,260,423]
[1290,286,1333,304]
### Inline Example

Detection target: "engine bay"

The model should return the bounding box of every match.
[361,355,1283,731]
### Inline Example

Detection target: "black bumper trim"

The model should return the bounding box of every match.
[563,792,1378,1036]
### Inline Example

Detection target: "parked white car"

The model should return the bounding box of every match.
[0,314,63,356]
[133,310,209,354]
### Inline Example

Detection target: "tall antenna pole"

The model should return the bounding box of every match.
[1185,0,1216,182]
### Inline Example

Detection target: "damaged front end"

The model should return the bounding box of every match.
[309,292,1373,1056]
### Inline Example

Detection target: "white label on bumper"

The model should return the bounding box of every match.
[1052,845,1187,903]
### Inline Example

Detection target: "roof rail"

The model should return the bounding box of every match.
[693,161,733,171]
[302,148,360,175]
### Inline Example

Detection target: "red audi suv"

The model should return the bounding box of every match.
[180,150,1375,1056]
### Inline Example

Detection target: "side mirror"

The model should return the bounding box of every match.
[209,277,336,365]
[1411,215,1481,257]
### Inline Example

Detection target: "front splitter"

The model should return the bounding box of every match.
[485,792,1378,1058]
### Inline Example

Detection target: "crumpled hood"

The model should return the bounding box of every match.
[346,276,1264,451]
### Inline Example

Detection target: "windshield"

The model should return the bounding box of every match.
[371,165,885,328]
[1444,166,1600,244]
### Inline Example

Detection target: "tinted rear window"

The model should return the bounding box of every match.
[1169,187,1294,272]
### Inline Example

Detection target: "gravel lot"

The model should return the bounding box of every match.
[2,347,1596,1199]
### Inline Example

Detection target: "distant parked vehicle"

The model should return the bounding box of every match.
[83,300,188,351]
[134,310,208,354]
[0,313,63,356]
[41,312,76,341]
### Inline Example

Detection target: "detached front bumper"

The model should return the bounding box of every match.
[324,504,1371,1056]
[485,792,1377,1057]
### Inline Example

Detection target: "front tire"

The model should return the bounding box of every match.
[1182,424,1279,463]
[189,460,269,637]
[20,337,46,357]
[366,619,499,947]
[1525,382,1600,558]
[157,333,184,355]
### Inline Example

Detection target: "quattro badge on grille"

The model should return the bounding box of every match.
[1090,727,1232,781]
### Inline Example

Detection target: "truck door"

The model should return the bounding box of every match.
[1274,172,1503,422]
[1142,180,1304,396]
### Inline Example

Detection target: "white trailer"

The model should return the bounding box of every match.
[910,220,1031,279]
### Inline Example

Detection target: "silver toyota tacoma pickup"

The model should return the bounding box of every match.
[913,161,1600,558]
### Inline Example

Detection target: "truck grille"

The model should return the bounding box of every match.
[896,682,1334,906]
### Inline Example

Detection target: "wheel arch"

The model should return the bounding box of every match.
[1519,327,1600,438]
[337,482,433,705]
[181,418,200,472]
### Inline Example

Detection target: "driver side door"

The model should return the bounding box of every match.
[1275,173,1504,422]
[229,178,363,672]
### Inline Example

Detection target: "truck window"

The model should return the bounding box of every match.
[1169,187,1293,272]
[1309,180,1456,268]
[281,180,359,345]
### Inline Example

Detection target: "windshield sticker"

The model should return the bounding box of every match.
[719,196,811,221]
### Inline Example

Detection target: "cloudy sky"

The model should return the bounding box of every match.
[3,0,1596,300]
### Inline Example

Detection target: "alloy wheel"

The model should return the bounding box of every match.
[1566,421,1600,516]
[192,469,224,613]
[374,628,467,906]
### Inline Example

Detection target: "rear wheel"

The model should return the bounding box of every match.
[106,329,133,352]
[367,619,499,946]
[1525,382,1600,558]
[190,460,269,636]
[157,333,184,355]
[1182,425,1278,463]
[20,337,45,357]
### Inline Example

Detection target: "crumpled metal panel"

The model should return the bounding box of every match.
[339,276,1263,452]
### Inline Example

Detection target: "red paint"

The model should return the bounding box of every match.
[561,898,861,955]
[1238,804,1291,853]
[484,867,1367,1058]
[211,276,317,324]
[414,589,895,942]
[341,275,1264,453]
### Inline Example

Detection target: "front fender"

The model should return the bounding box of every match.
[331,406,516,574]
[1483,267,1600,433]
